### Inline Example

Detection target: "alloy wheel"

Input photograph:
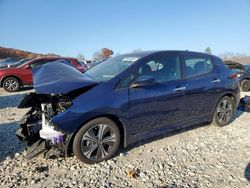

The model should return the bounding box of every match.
[242,80,250,92]
[4,79,18,91]
[80,124,117,160]
[216,99,233,124]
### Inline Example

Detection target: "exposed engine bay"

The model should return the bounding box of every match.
[16,93,73,159]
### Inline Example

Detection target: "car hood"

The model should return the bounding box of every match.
[32,61,97,94]
[0,67,19,71]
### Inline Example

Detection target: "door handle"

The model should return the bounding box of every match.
[211,79,221,83]
[173,86,186,92]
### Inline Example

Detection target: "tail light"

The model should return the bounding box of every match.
[228,73,238,79]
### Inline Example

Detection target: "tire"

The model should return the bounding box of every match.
[212,96,235,127]
[241,79,250,92]
[2,77,21,92]
[73,117,120,164]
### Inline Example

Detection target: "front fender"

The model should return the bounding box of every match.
[51,107,129,133]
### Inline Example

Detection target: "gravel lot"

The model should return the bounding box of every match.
[0,88,249,188]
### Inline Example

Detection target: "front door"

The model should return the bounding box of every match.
[128,53,188,134]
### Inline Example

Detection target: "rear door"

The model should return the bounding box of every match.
[127,52,188,134]
[182,53,222,119]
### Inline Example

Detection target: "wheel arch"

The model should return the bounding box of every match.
[66,114,127,156]
[219,93,236,107]
[212,93,237,116]
[0,75,23,87]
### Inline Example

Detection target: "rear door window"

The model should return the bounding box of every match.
[118,54,181,88]
[183,55,213,77]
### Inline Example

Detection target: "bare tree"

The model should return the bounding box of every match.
[132,48,142,52]
[77,53,85,60]
[92,51,103,61]
[205,47,212,54]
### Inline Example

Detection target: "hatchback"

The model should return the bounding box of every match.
[16,51,240,164]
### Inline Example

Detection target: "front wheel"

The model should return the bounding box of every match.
[212,96,235,127]
[73,117,120,164]
[2,77,21,92]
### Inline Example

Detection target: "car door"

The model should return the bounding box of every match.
[182,53,222,119]
[127,53,188,134]
[20,59,56,84]
[19,64,33,85]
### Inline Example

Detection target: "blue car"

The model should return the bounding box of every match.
[16,50,240,164]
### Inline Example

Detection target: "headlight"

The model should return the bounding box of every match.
[57,101,72,112]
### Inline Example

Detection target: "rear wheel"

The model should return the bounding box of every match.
[212,96,235,127]
[73,117,120,164]
[241,79,250,92]
[2,77,21,92]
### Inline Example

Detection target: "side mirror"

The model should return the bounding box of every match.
[131,76,155,88]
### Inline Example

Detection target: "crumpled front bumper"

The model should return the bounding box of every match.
[16,109,73,159]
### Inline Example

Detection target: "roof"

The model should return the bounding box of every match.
[34,56,76,60]
[121,50,220,59]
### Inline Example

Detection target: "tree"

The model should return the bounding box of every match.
[205,47,212,54]
[132,48,142,52]
[77,53,85,60]
[46,53,59,57]
[101,48,113,59]
[92,48,114,60]
[92,51,103,61]
[27,53,38,58]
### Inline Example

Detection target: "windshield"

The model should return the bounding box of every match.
[13,58,32,67]
[83,55,141,81]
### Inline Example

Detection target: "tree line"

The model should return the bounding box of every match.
[0,46,58,59]
[1,46,249,64]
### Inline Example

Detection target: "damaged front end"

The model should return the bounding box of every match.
[16,61,97,160]
[16,93,74,159]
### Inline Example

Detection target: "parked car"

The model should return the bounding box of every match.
[224,60,250,91]
[0,57,86,92]
[0,57,21,68]
[16,51,240,164]
[78,60,93,69]
[89,59,106,68]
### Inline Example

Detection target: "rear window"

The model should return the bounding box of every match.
[30,60,54,68]
[30,59,71,68]
[225,62,245,73]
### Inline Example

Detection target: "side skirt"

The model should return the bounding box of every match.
[126,115,211,146]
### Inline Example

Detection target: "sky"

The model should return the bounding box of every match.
[0,0,250,59]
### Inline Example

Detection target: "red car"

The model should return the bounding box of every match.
[0,57,86,92]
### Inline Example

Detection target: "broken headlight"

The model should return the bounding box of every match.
[57,101,72,112]
[40,103,64,144]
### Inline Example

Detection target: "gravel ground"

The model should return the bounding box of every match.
[0,88,249,188]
